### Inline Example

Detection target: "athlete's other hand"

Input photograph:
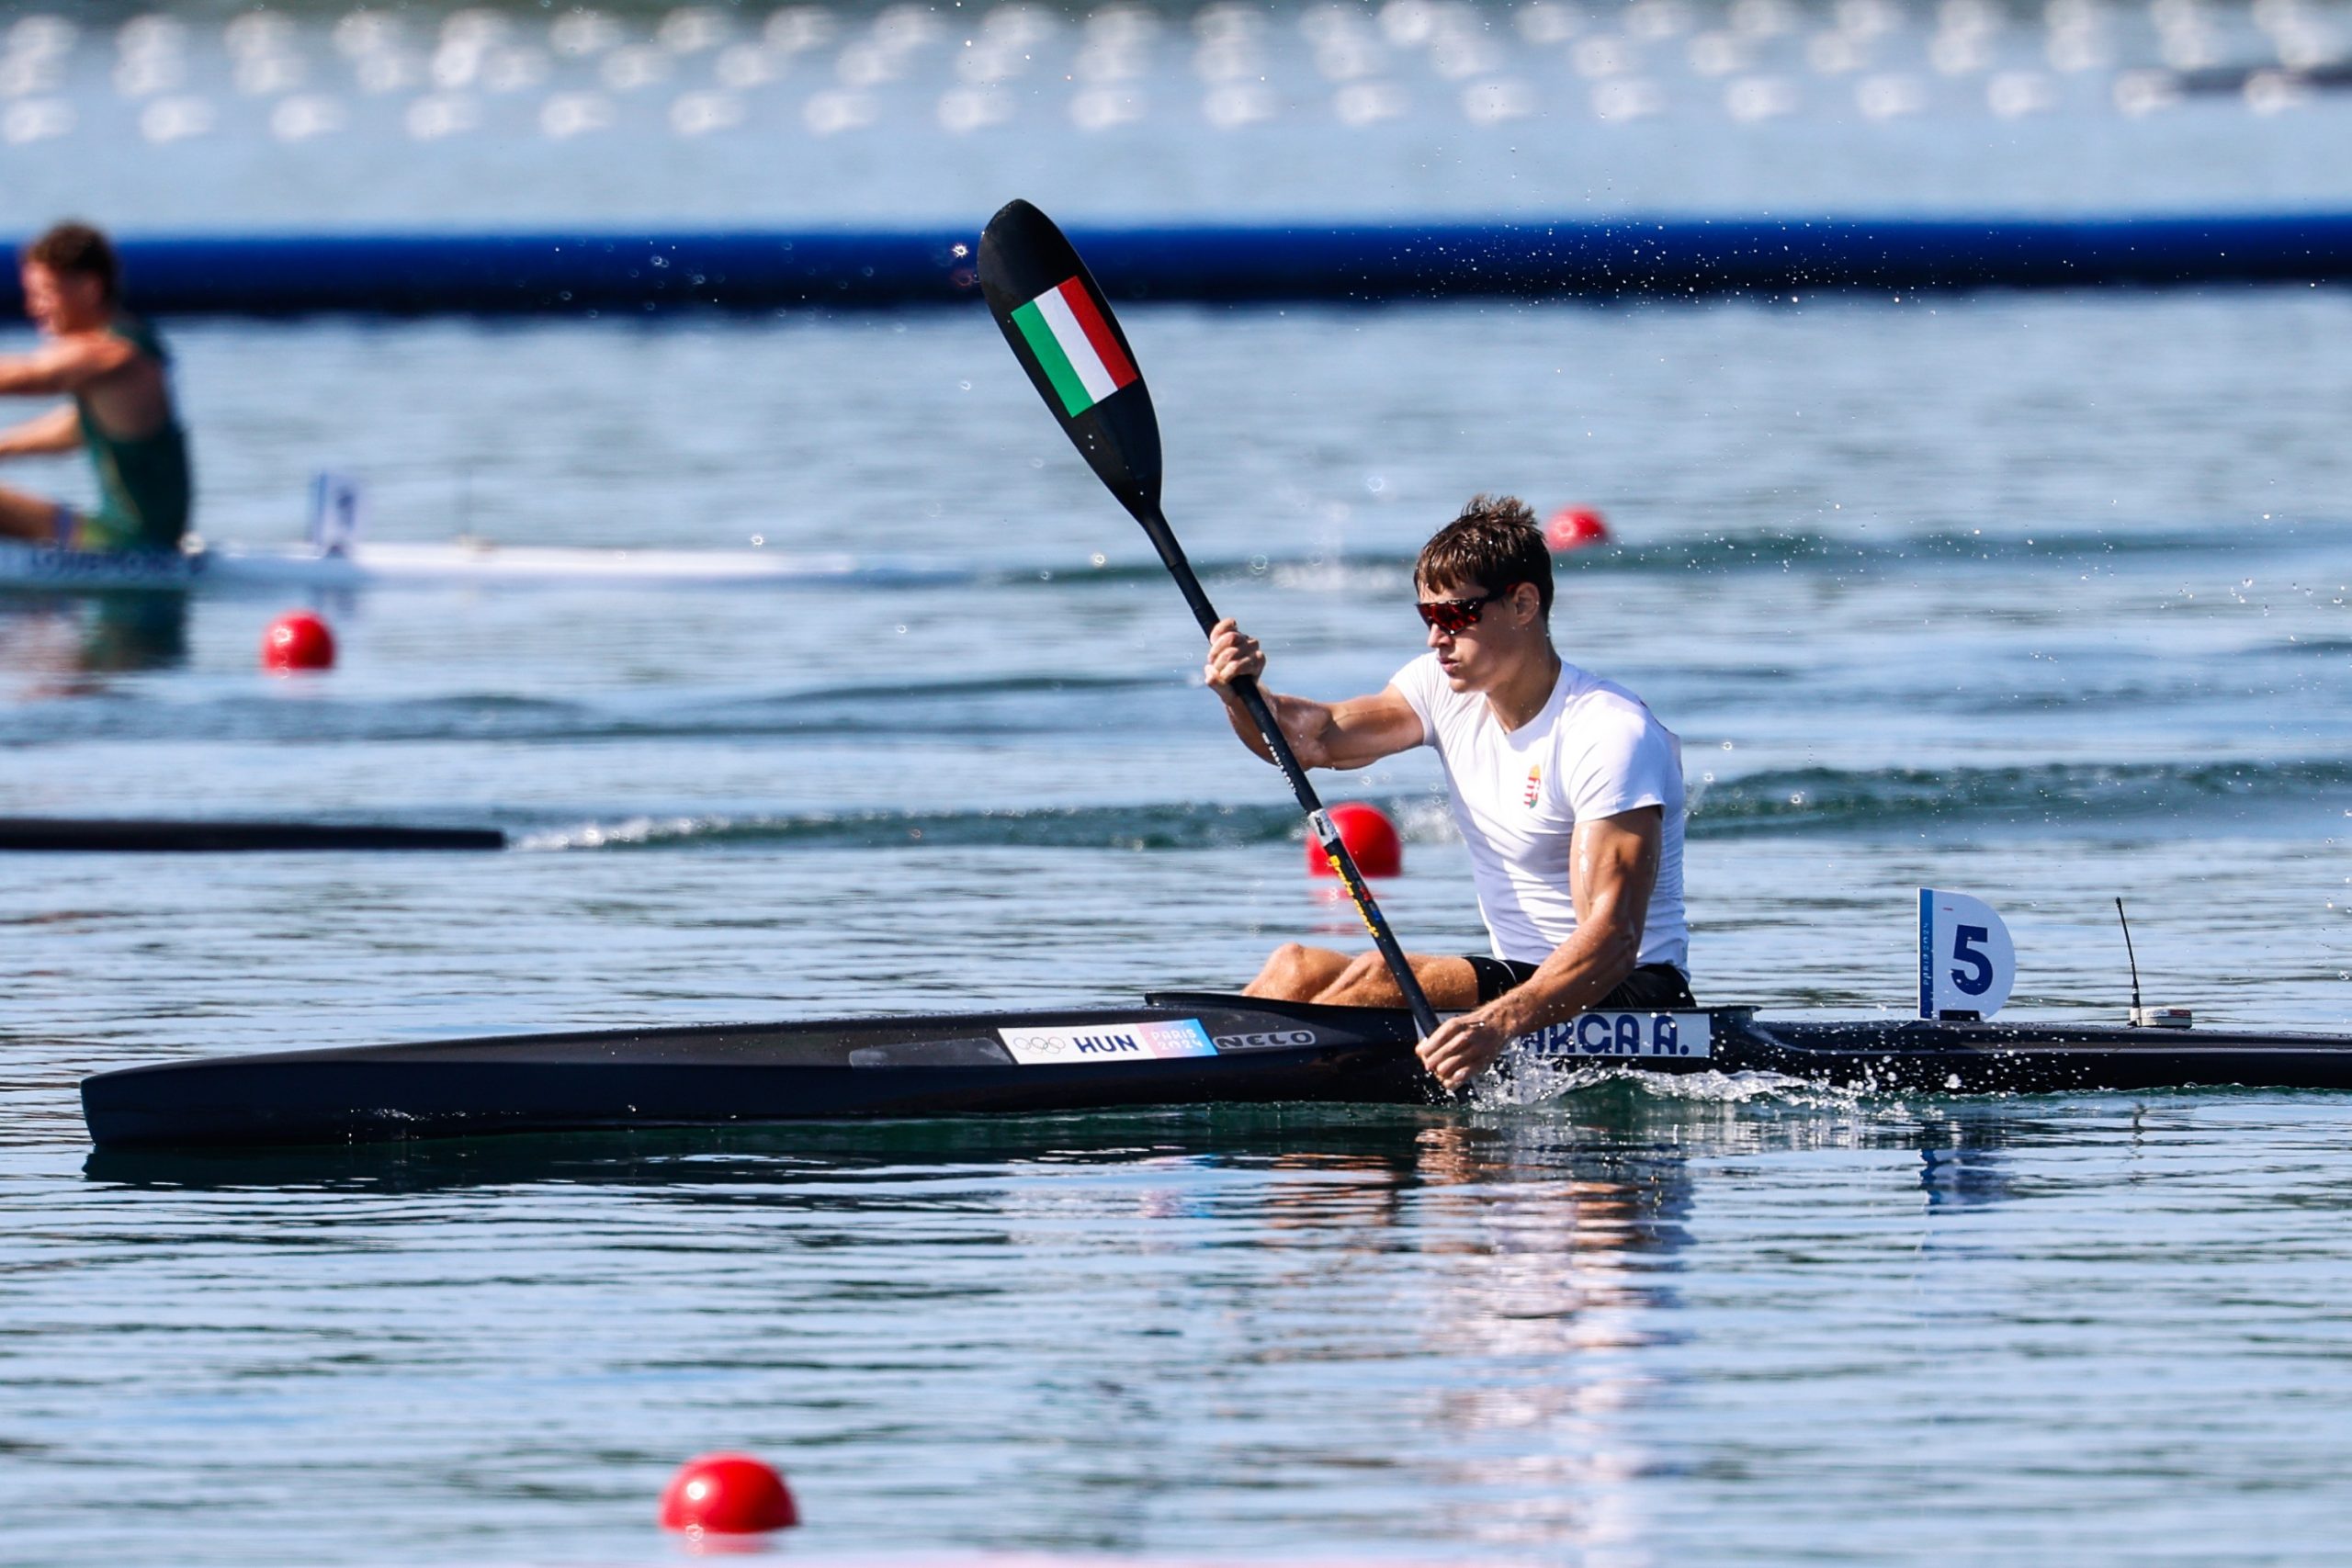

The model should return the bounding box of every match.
[1417,1009,1511,1090]
[1204,618,1265,701]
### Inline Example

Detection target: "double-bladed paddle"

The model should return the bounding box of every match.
[977,198,1442,1039]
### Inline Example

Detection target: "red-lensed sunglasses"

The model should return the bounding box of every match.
[1416,590,1505,636]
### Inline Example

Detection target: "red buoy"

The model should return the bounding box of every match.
[1308,801,1403,878]
[658,1453,798,1537]
[1544,506,1611,552]
[261,610,336,671]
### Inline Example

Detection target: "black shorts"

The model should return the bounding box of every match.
[1464,956,1697,1010]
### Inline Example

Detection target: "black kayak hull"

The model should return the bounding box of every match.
[0,817,503,852]
[79,992,2352,1150]
[81,996,1431,1150]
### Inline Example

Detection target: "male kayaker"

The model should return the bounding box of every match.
[0,221,193,552]
[1204,494,1691,1089]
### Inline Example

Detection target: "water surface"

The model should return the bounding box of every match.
[2,288,2349,1564]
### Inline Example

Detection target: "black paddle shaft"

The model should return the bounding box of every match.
[978,198,1442,1039]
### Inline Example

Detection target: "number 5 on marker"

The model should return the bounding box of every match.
[1919,889,2017,1020]
[1949,924,1995,995]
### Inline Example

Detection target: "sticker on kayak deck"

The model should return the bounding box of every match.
[1513,1011,1713,1060]
[1213,1029,1319,1051]
[998,1018,1218,1066]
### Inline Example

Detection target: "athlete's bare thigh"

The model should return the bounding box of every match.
[1245,943,1485,1010]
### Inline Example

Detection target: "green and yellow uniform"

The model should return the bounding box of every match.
[60,316,192,552]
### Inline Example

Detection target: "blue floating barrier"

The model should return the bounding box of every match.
[10,212,2347,316]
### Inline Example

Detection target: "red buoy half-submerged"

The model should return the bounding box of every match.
[261,610,336,671]
[658,1452,799,1537]
[1307,801,1403,878]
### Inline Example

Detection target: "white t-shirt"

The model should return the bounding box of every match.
[1390,653,1688,971]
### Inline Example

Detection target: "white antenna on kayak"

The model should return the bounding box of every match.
[2116,897,2193,1030]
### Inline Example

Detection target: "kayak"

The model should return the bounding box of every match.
[0,818,503,852]
[0,539,972,592]
[78,992,2352,1150]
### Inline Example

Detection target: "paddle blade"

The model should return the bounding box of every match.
[978,199,1163,523]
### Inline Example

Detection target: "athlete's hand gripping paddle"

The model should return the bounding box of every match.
[978,198,1442,1040]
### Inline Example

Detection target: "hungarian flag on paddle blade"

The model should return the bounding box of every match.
[1009,277,1138,418]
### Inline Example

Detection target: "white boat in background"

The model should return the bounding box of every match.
[1,472,974,593]
[0,537,973,592]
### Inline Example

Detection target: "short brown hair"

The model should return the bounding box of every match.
[22,220,118,303]
[1415,494,1554,618]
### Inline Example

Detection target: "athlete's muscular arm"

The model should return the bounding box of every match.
[1416,806,1663,1089]
[0,334,137,397]
[0,403,82,458]
[1203,617,1424,771]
